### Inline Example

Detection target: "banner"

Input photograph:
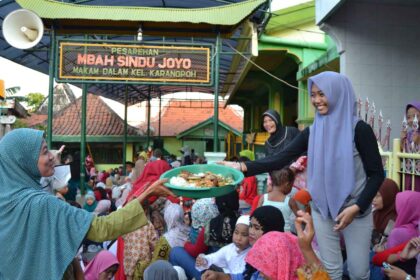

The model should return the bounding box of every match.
[57,42,212,85]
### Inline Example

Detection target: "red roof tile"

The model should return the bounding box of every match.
[138,100,243,136]
[22,113,48,127]
[24,94,141,136]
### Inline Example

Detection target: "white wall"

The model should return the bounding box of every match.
[320,0,420,145]
[315,0,344,24]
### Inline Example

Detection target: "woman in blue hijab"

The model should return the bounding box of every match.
[222,72,385,280]
[0,128,174,280]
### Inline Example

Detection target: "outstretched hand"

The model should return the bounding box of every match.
[217,161,245,172]
[58,145,66,154]
[137,179,176,203]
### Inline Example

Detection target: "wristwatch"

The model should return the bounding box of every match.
[405,274,411,280]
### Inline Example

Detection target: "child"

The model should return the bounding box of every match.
[258,167,295,232]
[196,215,251,274]
[83,191,97,212]
[184,211,192,227]
[52,180,69,201]
[94,182,108,201]
[168,198,220,280]
[249,175,273,215]
[84,250,119,280]
[401,101,420,152]
[238,156,258,214]
[401,101,420,191]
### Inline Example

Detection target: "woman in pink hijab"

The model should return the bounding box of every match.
[246,231,305,280]
[85,250,119,280]
[387,191,420,248]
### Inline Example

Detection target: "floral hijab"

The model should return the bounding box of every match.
[191,198,219,230]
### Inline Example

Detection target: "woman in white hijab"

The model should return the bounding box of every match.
[164,203,191,248]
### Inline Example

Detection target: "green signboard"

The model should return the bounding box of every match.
[57,41,212,85]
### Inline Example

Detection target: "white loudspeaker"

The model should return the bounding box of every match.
[2,9,44,49]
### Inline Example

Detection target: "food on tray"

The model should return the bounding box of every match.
[169,171,234,188]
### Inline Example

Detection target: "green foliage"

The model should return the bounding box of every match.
[14,118,47,132]
[5,86,26,102]
[13,118,28,129]
[5,86,21,96]
[26,93,45,112]
[34,124,47,132]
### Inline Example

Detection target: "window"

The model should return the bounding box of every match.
[91,143,123,164]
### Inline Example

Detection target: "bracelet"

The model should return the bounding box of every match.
[405,274,411,280]
[397,252,406,262]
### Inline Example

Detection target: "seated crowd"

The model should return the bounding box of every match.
[48,145,418,280]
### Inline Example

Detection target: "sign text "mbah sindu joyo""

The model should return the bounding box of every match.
[58,42,211,84]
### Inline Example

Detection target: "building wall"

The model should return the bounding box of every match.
[269,22,326,48]
[126,143,134,162]
[257,22,331,129]
[321,0,420,143]
[163,137,183,157]
[96,164,121,172]
[183,140,206,158]
[89,143,133,171]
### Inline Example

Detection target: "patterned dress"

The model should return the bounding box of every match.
[123,221,158,278]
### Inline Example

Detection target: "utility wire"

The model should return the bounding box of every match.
[225,41,305,93]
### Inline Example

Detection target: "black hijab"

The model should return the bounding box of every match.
[251,205,285,233]
[262,109,299,156]
[207,191,239,245]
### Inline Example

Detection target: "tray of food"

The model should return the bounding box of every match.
[160,164,244,198]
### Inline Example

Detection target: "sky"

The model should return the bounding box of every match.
[0,57,82,98]
[0,57,242,125]
[271,0,312,11]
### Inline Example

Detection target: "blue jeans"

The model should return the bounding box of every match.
[169,247,202,280]
[369,251,385,280]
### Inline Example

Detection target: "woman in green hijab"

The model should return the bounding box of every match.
[0,128,174,280]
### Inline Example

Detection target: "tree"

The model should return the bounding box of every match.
[5,86,26,102]
[5,86,20,96]
[13,118,28,129]
[26,93,45,112]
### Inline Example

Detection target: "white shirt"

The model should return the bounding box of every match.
[195,243,250,274]
[262,193,293,232]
